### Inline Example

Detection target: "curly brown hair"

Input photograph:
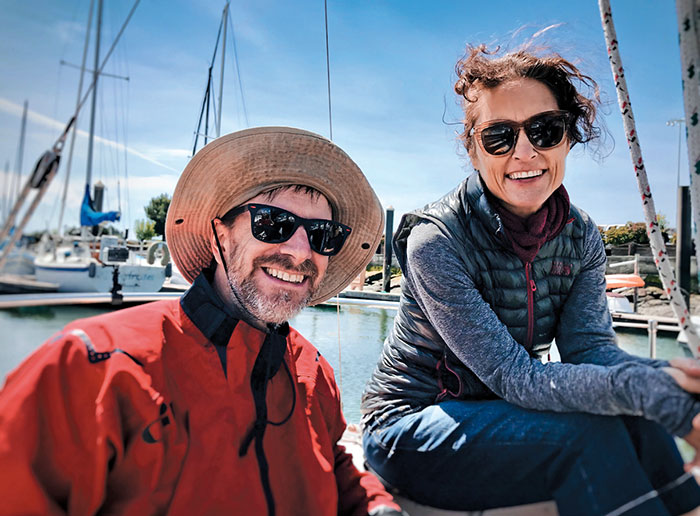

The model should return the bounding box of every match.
[455,44,601,155]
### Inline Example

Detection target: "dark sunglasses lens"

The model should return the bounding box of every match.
[308,221,347,255]
[480,124,515,155]
[251,207,297,243]
[526,115,567,148]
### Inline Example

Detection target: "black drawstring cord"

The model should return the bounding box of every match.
[268,360,296,427]
[210,218,297,515]
[238,324,295,516]
[238,358,297,454]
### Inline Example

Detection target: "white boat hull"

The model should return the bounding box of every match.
[35,261,166,293]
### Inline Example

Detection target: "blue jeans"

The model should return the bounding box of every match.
[363,400,700,515]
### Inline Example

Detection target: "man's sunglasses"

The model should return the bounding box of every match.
[221,203,352,256]
[469,110,571,156]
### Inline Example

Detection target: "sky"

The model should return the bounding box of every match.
[0,0,691,236]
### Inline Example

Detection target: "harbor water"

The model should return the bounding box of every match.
[0,302,691,424]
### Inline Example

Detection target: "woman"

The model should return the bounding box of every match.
[361,45,700,515]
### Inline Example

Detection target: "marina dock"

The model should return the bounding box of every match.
[0,288,401,310]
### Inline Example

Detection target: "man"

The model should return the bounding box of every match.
[0,127,402,515]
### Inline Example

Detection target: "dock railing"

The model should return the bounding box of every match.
[610,312,680,358]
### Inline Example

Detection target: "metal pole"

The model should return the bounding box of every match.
[648,319,658,358]
[382,206,394,292]
[667,118,686,187]
[59,0,95,235]
[677,185,692,307]
[675,0,700,356]
[677,121,683,186]
[85,0,103,189]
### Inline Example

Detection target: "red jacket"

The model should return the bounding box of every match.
[0,299,398,515]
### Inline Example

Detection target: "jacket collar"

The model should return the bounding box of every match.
[465,172,505,236]
[180,270,240,347]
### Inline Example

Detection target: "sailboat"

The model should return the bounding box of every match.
[32,0,169,294]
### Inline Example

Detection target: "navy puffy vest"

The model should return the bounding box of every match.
[361,173,588,430]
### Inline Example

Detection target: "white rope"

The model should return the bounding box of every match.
[598,0,700,356]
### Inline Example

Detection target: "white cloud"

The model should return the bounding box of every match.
[0,97,182,173]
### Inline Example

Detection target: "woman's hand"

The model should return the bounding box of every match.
[666,358,700,470]
[683,413,700,471]
[664,357,700,393]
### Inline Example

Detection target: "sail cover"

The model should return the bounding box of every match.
[80,184,120,226]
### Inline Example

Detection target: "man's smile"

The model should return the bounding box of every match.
[262,266,307,285]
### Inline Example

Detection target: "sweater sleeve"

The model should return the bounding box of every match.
[403,220,700,437]
[556,216,667,368]
[0,332,111,515]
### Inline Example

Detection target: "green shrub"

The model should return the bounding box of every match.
[601,217,669,246]
[135,219,156,241]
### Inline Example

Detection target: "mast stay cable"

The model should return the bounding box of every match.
[192,15,224,155]
[227,8,249,127]
[324,0,333,141]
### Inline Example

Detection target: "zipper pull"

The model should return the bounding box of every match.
[530,279,537,292]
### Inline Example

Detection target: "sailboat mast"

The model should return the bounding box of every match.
[217,2,229,137]
[2,161,9,222]
[85,0,103,191]
[15,101,28,200]
[58,0,95,235]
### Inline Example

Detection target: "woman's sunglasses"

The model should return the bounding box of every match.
[221,203,352,256]
[469,110,571,156]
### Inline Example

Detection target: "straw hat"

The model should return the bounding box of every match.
[166,126,384,305]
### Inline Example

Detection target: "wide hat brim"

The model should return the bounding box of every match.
[166,126,384,305]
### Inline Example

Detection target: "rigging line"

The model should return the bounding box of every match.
[209,15,224,68]
[192,12,226,155]
[210,79,219,133]
[205,71,212,146]
[324,0,333,140]
[336,299,343,408]
[227,9,249,127]
[192,72,212,155]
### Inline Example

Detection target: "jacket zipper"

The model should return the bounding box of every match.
[525,262,536,349]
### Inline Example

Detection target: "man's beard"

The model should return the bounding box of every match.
[224,244,320,324]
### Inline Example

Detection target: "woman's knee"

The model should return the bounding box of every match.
[532,411,630,451]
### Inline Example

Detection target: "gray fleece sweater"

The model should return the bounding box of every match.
[398,217,699,437]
